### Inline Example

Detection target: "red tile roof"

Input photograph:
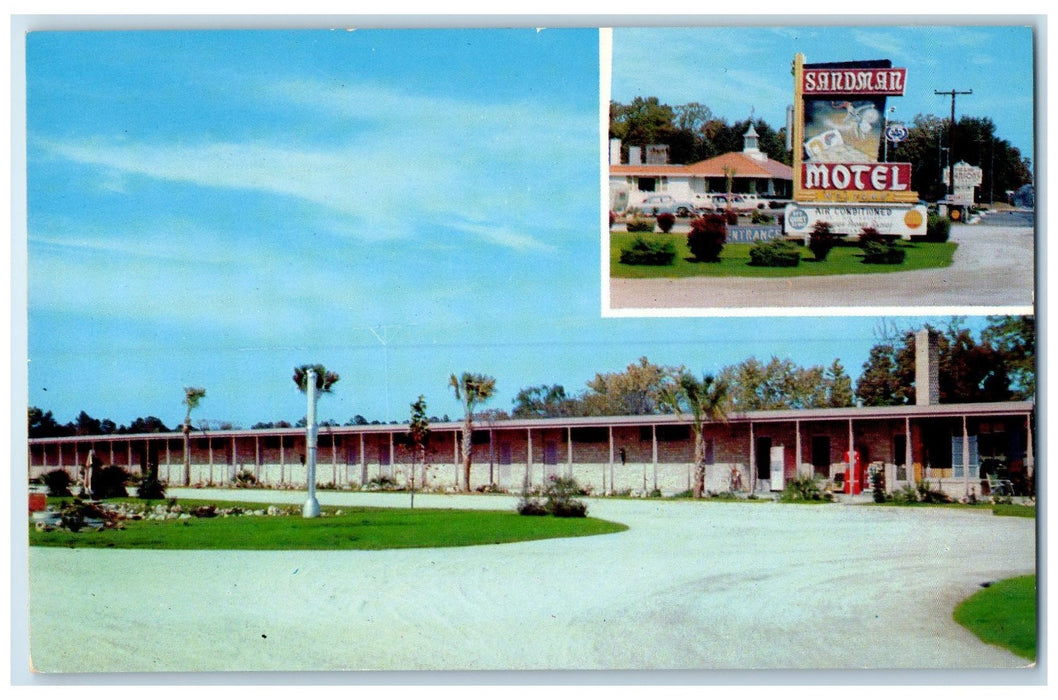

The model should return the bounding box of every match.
[610,152,793,181]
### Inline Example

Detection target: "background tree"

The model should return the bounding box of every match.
[450,372,497,491]
[580,357,677,416]
[28,407,69,438]
[181,387,206,486]
[511,384,579,418]
[889,113,1031,202]
[663,372,728,498]
[981,315,1035,399]
[855,319,1027,406]
[407,395,430,508]
[718,356,853,412]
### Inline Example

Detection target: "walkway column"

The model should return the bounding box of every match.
[904,417,913,484]
[1025,413,1034,482]
[566,427,573,479]
[452,432,459,488]
[607,426,614,495]
[962,416,970,499]
[651,425,658,494]
[795,420,803,478]
[748,423,755,493]
[360,433,367,486]
[526,428,534,490]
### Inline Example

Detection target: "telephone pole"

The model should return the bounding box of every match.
[935,88,972,195]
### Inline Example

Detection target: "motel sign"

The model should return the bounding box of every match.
[786,54,927,238]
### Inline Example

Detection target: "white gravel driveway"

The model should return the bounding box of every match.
[27,490,1036,673]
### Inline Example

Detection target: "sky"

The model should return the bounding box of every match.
[610,24,1036,163]
[18,23,1033,431]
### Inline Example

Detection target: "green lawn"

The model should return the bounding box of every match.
[954,575,1037,661]
[29,498,628,550]
[610,231,957,279]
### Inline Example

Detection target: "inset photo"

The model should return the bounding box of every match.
[605,26,1036,314]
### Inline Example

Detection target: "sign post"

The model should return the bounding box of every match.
[303,368,321,518]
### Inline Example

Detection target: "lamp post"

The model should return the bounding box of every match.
[303,368,321,518]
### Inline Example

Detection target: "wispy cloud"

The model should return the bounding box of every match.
[33,79,595,252]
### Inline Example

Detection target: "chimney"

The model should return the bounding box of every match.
[915,329,940,406]
[610,138,622,165]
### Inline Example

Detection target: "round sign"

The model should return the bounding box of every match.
[885,123,908,144]
[787,207,809,230]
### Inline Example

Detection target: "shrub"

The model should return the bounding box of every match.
[234,469,258,488]
[656,212,676,233]
[926,213,951,242]
[862,240,907,265]
[619,235,677,266]
[137,475,166,500]
[42,469,72,497]
[544,475,588,518]
[724,210,739,226]
[92,466,130,499]
[687,215,727,262]
[516,496,548,516]
[749,238,801,267]
[808,221,839,261]
[870,469,887,503]
[916,480,952,504]
[858,227,884,246]
[608,210,616,227]
[780,474,832,502]
[751,209,774,225]
[891,483,920,504]
[625,215,656,233]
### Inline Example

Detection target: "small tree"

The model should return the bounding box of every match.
[808,221,838,261]
[687,214,727,262]
[450,372,496,491]
[656,212,676,233]
[181,387,206,486]
[407,395,430,508]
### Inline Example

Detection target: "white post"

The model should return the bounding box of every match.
[962,416,970,500]
[303,368,321,517]
[1025,413,1034,483]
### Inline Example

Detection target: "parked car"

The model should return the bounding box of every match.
[631,194,696,218]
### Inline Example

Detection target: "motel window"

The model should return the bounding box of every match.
[704,438,715,465]
[379,442,391,466]
[637,177,656,192]
[499,444,512,465]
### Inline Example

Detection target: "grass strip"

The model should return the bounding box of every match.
[610,232,956,279]
[953,575,1037,661]
[30,499,627,550]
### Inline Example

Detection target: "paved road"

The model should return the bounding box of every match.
[609,218,1035,311]
[27,490,1036,674]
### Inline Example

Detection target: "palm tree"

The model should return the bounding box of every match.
[293,364,339,517]
[664,372,728,498]
[181,387,206,486]
[450,372,496,491]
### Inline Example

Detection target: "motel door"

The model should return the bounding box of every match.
[770,445,785,492]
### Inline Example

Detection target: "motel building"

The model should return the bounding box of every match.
[608,127,794,212]
[27,336,1035,502]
